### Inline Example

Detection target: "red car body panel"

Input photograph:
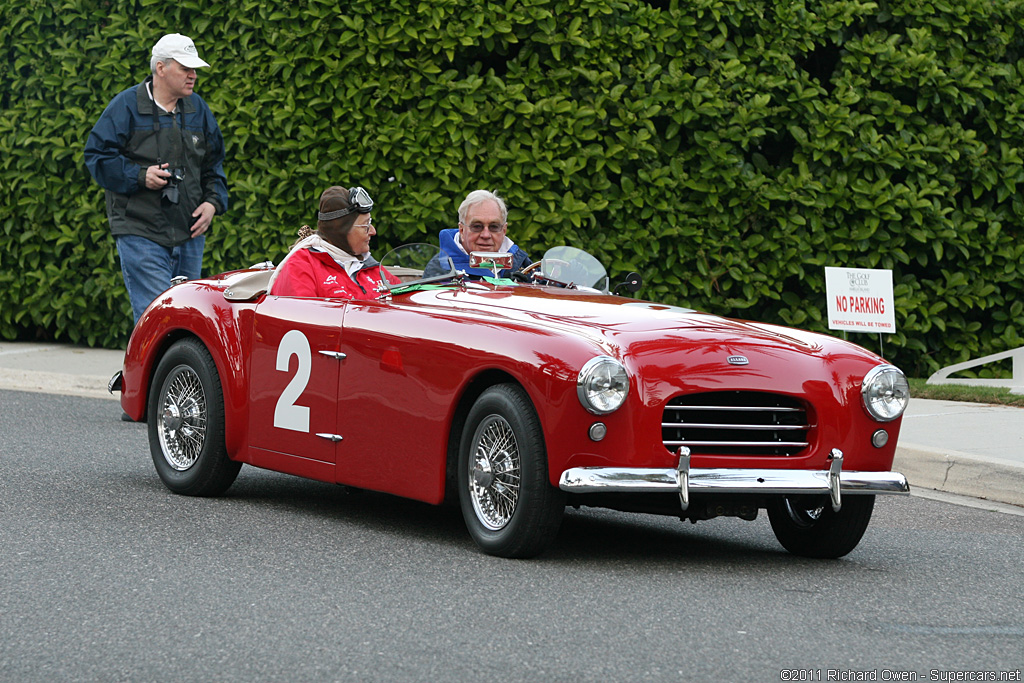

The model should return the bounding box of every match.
[120,272,903,506]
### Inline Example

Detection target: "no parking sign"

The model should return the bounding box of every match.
[825,267,895,333]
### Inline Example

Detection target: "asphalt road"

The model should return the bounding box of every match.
[2,389,1022,682]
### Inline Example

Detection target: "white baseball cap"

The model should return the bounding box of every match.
[151,33,210,69]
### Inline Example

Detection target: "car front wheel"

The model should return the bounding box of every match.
[458,384,564,558]
[148,338,241,496]
[767,494,875,558]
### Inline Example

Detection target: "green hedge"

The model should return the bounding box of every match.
[2,0,1023,377]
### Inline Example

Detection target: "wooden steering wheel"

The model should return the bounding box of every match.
[520,261,543,275]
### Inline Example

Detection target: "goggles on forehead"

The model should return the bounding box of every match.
[318,186,374,221]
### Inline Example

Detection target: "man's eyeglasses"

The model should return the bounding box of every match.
[318,186,374,221]
[461,221,507,234]
[353,218,374,233]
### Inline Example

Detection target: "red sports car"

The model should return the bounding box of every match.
[111,245,910,558]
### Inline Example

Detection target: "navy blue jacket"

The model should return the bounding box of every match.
[84,76,228,247]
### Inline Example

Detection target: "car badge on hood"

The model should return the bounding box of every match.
[727,355,749,366]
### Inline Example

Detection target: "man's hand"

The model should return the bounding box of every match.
[190,201,216,237]
[144,163,172,190]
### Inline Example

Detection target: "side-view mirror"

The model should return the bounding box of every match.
[469,251,514,277]
[613,272,642,295]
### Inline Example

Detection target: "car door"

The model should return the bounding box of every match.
[247,296,347,482]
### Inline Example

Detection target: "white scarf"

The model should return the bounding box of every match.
[268,234,369,292]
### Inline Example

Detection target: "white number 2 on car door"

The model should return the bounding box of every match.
[274,329,311,432]
[249,297,345,464]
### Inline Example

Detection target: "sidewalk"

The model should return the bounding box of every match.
[1,341,1022,509]
[895,399,1024,508]
[0,342,124,401]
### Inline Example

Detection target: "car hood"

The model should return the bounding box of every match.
[412,285,891,424]
[414,285,865,361]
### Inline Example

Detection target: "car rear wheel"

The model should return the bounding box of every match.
[148,338,241,496]
[458,384,564,558]
[767,494,875,558]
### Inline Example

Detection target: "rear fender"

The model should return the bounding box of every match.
[121,286,253,459]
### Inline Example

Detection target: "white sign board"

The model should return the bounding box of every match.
[824,267,895,333]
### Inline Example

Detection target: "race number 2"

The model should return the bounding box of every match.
[274,329,311,433]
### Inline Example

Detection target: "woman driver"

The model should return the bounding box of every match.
[269,186,399,298]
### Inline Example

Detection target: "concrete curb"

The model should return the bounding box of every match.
[0,343,123,401]
[0,368,118,401]
[894,443,1024,508]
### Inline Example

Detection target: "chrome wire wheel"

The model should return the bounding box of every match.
[468,415,521,531]
[148,339,240,496]
[767,495,875,559]
[781,498,825,529]
[157,365,208,471]
[458,384,564,557]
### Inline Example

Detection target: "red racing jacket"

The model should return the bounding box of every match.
[269,248,399,299]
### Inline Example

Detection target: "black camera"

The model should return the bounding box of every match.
[162,168,185,204]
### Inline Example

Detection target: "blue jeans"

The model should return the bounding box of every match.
[115,234,205,323]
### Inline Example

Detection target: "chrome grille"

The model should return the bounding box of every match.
[662,392,811,457]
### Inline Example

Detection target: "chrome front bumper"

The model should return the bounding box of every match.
[558,448,909,513]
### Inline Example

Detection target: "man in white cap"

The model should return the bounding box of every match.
[85,33,228,325]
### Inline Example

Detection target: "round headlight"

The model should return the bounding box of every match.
[577,356,629,415]
[861,364,910,422]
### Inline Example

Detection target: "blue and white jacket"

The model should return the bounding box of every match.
[423,228,532,278]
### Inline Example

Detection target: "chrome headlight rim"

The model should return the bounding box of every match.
[577,356,629,416]
[861,364,910,422]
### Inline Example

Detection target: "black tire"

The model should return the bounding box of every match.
[767,494,875,558]
[458,384,564,558]
[148,338,241,496]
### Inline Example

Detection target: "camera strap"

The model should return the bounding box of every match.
[150,94,185,172]
[151,101,187,205]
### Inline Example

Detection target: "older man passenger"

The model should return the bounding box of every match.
[424,190,531,278]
